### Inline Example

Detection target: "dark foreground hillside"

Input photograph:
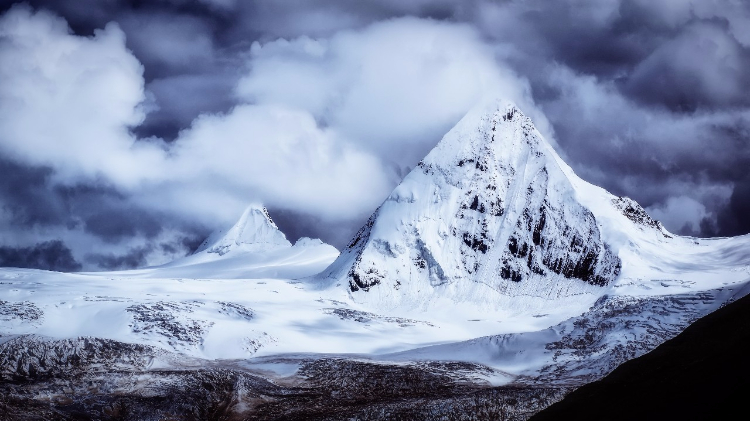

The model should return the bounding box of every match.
[0,337,566,421]
[531,291,750,421]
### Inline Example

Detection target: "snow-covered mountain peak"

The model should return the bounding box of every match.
[421,101,539,170]
[195,205,292,255]
[321,100,622,309]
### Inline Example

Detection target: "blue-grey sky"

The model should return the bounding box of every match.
[1,0,749,271]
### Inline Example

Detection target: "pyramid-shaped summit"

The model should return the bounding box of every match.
[322,101,621,305]
[195,205,292,256]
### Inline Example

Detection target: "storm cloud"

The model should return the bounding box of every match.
[0,240,81,272]
[0,0,749,270]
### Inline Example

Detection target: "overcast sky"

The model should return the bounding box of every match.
[0,0,749,271]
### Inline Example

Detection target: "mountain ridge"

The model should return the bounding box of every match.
[321,101,622,309]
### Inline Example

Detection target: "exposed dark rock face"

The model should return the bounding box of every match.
[324,308,433,327]
[497,171,620,288]
[126,301,213,347]
[0,300,43,324]
[343,212,379,292]
[217,301,255,320]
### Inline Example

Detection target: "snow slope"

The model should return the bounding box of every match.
[1,101,749,390]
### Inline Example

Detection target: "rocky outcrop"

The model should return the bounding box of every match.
[612,196,672,238]
[0,336,158,381]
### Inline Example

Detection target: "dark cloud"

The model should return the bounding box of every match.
[0,155,206,269]
[181,235,206,254]
[160,235,205,255]
[269,207,371,249]
[84,232,207,270]
[0,158,67,228]
[85,245,152,270]
[83,206,163,243]
[718,175,750,236]
[0,240,82,271]
[0,157,177,244]
[520,5,655,75]
[622,22,750,111]
[132,74,238,141]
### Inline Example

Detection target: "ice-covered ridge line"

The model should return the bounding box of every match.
[321,101,621,310]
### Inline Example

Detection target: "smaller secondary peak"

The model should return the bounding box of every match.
[294,237,325,247]
[195,205,292,256]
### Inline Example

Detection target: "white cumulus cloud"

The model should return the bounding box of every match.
[0,5,163,187]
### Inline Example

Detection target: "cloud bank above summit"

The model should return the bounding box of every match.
[0,0,749,270]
